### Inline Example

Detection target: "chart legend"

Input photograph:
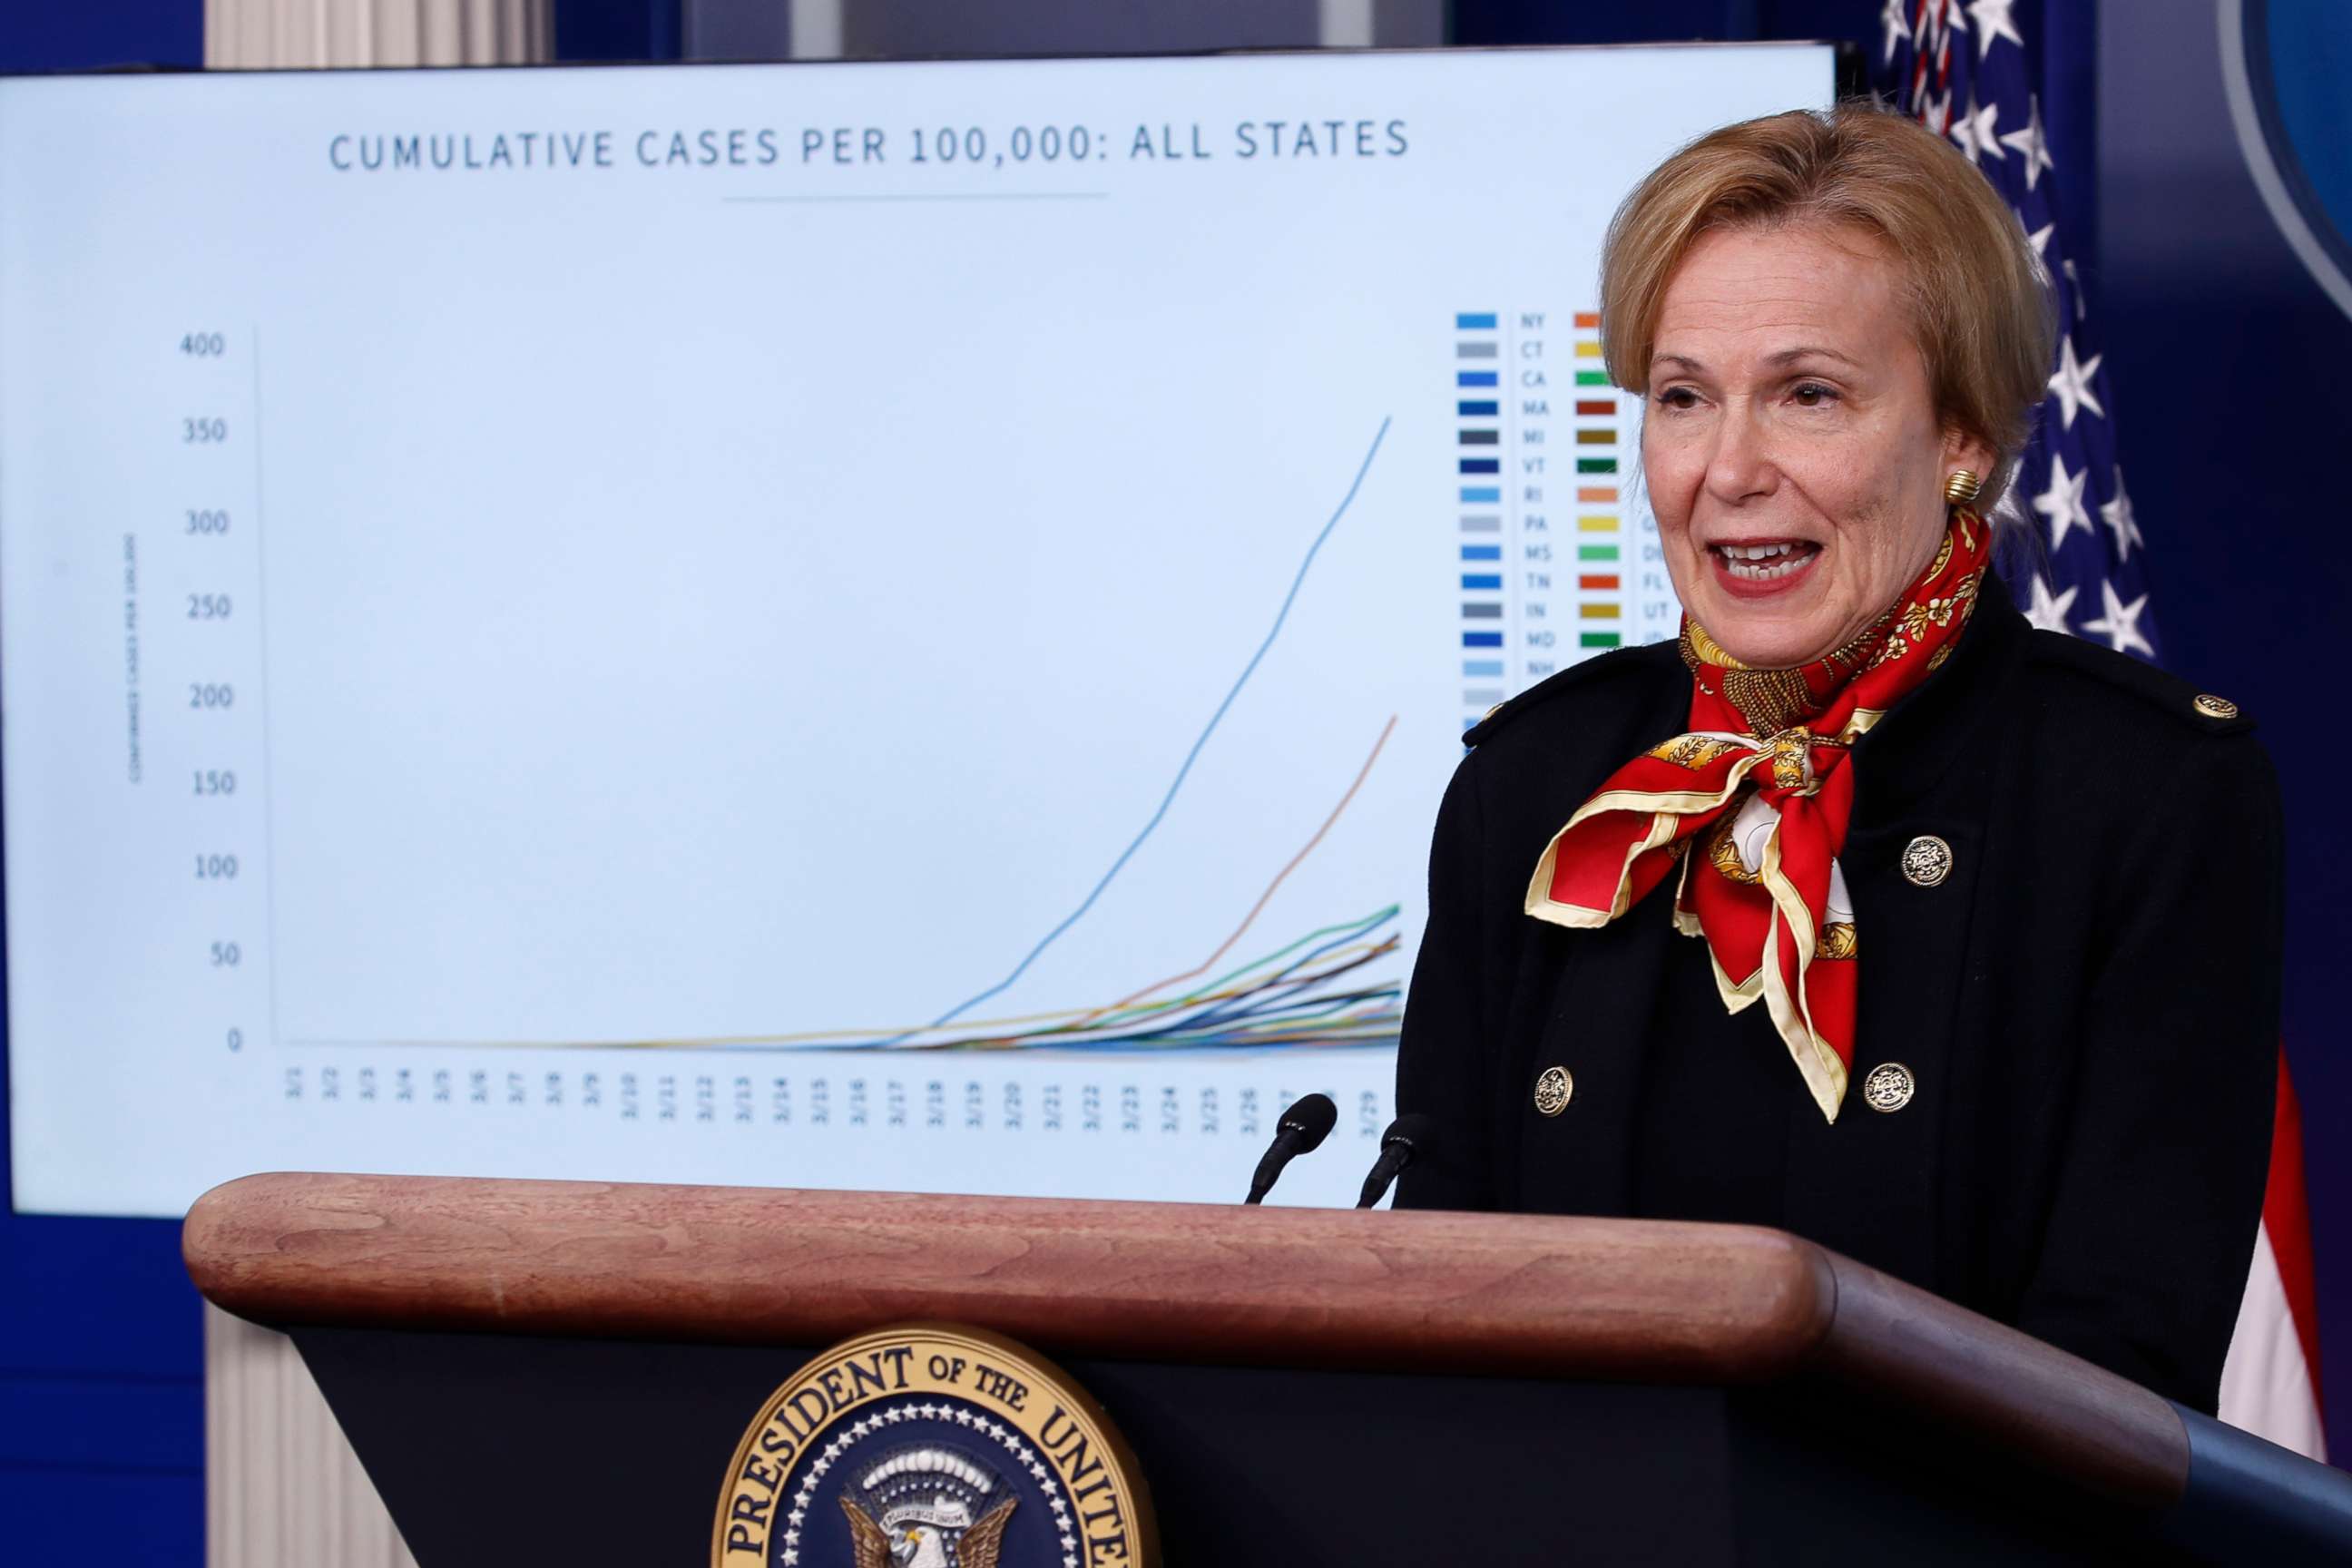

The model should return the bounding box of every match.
[1451,309,1676,730]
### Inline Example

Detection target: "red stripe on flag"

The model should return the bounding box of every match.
[2267,1051,2325,1409]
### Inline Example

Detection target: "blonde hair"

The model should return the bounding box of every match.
[1600,101,2054,514]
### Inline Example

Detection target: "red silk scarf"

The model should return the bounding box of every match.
[1524,513,1988,1122]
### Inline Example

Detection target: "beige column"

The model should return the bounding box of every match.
[206,0,553,69]
[205,1303,421,1568]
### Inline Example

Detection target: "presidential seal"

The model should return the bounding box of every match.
[713,1324,1154,1568]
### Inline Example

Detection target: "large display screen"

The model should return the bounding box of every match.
[2,44,1834,1215]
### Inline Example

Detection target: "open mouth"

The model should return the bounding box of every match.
[1710,540,1822,585]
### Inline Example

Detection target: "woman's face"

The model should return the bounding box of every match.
[1641,221,1994,669]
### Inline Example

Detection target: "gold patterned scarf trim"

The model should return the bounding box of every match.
[1678,614,1890,737]
[1677,518,1979,738]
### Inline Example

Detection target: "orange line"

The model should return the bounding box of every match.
[1082,713,1400,1023]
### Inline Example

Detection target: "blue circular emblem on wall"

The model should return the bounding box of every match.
[2224,0,2352,318]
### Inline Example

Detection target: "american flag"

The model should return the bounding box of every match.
[1880,1,2328,1461]
[1877,0,2154,661]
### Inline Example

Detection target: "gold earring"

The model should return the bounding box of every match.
[1944,469,1983,506]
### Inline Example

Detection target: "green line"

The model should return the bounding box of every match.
[1074,904,1403,1032]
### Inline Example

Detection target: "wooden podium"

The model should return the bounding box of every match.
[184,1172,2352,1565]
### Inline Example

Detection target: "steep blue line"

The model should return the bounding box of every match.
[914,416,1393,1035]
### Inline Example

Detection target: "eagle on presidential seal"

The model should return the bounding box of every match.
[837,1446,1015,1568]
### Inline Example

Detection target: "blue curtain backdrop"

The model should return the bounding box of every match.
[1,5,2343,1561]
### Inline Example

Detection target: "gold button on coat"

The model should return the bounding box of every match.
[2193,693,2239,720]
[1900,835,1954,887]
[1533,1065,1573,1116]
[1861,1062,1916,1112]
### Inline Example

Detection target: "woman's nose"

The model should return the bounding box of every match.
[1703,401,1776,505]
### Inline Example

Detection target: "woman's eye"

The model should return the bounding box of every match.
[1790,382,1838,407]
[1654,387,1699,410]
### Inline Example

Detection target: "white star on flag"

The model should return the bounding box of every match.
[1882,0,1911,64]
[2046,335,2105,428]
[1999,93,2055,191]
[1884,0,2165,670]
[1970,0,2024,59]
[2081,580,2155,659]
[2033,451,2094,551]
[1916,84,1951,135]
[2022,573,2079,635]
[1951,95,2003,164]
[2100,467,2144,562]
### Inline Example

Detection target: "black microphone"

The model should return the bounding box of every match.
[1243,1093,1338,1204]
[1355,1113,1436,1209]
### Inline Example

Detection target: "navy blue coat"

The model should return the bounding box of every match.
[1393,574,2284,1415]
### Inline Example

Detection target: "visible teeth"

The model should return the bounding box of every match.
[1717,542,1818,582]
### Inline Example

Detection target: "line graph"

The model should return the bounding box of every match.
[277,419,1406,1058]
[0,44,1842,1217]
[279,714,1406,1055]
[906,416,1393,1039]
[1086,713,1397,1022]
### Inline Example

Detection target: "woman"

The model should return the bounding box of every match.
[1393,103,2281,1417]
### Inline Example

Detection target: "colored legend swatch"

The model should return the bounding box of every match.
[1573,312,1624,639]
[1455,309,1505,730]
